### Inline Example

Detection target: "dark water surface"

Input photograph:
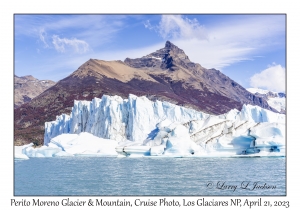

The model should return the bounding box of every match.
[14,157,286,196]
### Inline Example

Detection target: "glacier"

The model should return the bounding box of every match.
[15,94,286,159]
[247,88,286,112]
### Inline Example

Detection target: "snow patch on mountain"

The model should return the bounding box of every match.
[247,88,270,95]
[247,88,286,113]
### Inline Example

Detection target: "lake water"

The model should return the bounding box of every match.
[14,157,286,196]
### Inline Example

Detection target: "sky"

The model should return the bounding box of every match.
[14,14,286,92]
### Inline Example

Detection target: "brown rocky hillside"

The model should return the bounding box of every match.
[14,75,56,108]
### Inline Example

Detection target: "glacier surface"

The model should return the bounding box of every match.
[15,94,285,159]
[247,88,286,112]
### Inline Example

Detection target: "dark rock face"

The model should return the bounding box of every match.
[254,91,286,100]
[248,89,286,114]
[125,41,202,72]
[14,41,276,146]
[125,41,274,112]
[277,93,286,98]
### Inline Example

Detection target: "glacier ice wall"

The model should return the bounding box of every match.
[44,94,208,145]
[13,94,285,159]
[44,94,285,151]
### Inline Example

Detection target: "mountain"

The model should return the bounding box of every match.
[14,41,276,146]
[14,75,56,108]
[247,88,286,113]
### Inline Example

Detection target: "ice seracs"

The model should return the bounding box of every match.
[44,94,207,145]
[15,94,285,159]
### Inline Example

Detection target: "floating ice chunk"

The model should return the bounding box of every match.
[123,146,151,156]
[115,140,151,157]
[14,143,33,159]
[14,152,29,160]
[35,153,45,157]
[21,145,63,158]
[53,151,74,157]
[51,132,118,156]
[36,146,62,157]
[150,145,165,156]
[17,133,119,158]
[22,147,36,157]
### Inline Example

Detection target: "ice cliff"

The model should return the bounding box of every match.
[15,94,285,159]
[44,94,208,145]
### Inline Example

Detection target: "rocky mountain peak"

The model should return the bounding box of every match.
[15,41,278,146]
[124,41,197,71]
[165,40,173,48]
[165,40,182,52]
[14,75,56,108]
[164,41,187,57]
[22,75,36,80]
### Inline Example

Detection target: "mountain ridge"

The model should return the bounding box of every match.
[247,88,286,113]
[14,75,56,108]
[14,41,277,146]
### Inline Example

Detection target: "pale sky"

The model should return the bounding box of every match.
[14,14,286,92]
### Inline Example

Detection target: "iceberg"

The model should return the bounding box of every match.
[15,133,119,159]
[14,144,31,160]
[15,94,285,159]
